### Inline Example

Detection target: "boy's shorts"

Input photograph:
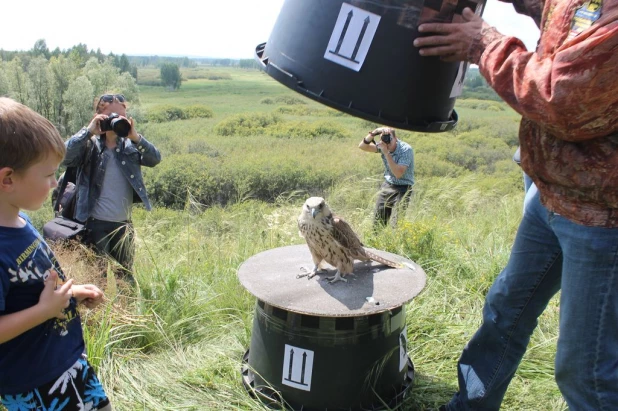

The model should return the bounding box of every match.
[1,354,110,410]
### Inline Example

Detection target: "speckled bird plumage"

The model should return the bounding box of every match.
[297,197,400,283]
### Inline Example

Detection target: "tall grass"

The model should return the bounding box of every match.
[34,174,564,410]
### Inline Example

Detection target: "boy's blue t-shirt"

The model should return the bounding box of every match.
[0,213,84,395]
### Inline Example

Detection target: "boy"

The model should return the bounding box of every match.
[0,97,110,410]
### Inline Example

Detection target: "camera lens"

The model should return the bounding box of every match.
[110,117,131,138]
[381,133,391,144]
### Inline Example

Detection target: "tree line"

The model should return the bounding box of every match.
[0,39,202,134]
[0,49,140,136]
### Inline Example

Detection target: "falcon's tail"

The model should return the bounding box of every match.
[364,249,414,270]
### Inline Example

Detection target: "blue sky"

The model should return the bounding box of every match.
[1,1,539,58]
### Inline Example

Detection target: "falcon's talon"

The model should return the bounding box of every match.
[297,266,325,280]
[327,276,347,284]
[326,270,347,283]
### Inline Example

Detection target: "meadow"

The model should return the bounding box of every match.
[28,67,564,410]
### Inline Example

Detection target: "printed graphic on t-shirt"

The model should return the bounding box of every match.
[7,237,76,336]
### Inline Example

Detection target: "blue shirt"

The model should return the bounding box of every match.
[0,214,84,395]
[378,140,415,186]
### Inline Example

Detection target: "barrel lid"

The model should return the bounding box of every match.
[238,244,426,317]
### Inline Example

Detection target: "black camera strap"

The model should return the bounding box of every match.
[52,166,77,213]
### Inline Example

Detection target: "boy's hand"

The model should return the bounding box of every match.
[71,284,105,309]
[40,270,73,320]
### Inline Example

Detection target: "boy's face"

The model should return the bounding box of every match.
[10,155,61,211]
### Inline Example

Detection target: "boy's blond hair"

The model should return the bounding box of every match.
[0,97,66,172]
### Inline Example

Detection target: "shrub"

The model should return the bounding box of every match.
[186,140,220,157]
[145,154,223,209]
[261,95,308,105]
[276,105,345,117]
[145,153,338,209]
[185,104,213,119]
[456,99,505,111]
[266,120,350,139]
[207,73,232,80]
[311,121,350,139]
[276,105,315,116]
[276,95,307,105]
[366,218,447,264]
[214,113,281,136]
[146,105,187,123]
[414,152,462,177]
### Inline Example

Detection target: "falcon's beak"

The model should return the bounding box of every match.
[311,208,318,218]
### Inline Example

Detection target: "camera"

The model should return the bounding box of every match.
[100,113,131,137]
[381,133,392,144]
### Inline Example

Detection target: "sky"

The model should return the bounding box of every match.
[1,1,539,58]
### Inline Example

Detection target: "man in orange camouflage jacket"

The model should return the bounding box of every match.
[415,1,618,410]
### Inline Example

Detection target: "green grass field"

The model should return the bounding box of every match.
[28,67,564,410]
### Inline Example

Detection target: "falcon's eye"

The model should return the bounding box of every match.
[306,204,310,209]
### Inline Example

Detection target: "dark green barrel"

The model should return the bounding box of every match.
[243,301,413,410]
[256,0,487,132]
[238,245,426,410]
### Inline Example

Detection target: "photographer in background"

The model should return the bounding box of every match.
[359,127,414,227]
[63,93,161,279]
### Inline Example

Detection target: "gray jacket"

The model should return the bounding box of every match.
[63,127,162,223]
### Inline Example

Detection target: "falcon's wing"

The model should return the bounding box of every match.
[331,216,364,252]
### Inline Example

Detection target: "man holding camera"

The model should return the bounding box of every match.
[62,93,161,276]
[359,127,414,227]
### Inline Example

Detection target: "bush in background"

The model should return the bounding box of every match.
[260,95,307,105]
[146,104,213,123]
[214,112,281,136]
[146,105,187,123]
[266,120,350,139]
[185,104,214,119]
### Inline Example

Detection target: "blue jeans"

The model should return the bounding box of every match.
[448,189,618,410]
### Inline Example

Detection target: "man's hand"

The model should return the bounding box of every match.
[87,114,107,135]
[39,270,74,320]
[128,117,141,143]
[413,8,487,62]
[71,284,105,309]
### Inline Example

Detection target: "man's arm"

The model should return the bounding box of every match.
[382,152,408,179]
[135,135,162,167]
[359,131,379,153]
[414,7,618,141]
[64,114,107,167]
[63,128,91,167]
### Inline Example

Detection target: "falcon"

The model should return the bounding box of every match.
[297,197,403,283]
